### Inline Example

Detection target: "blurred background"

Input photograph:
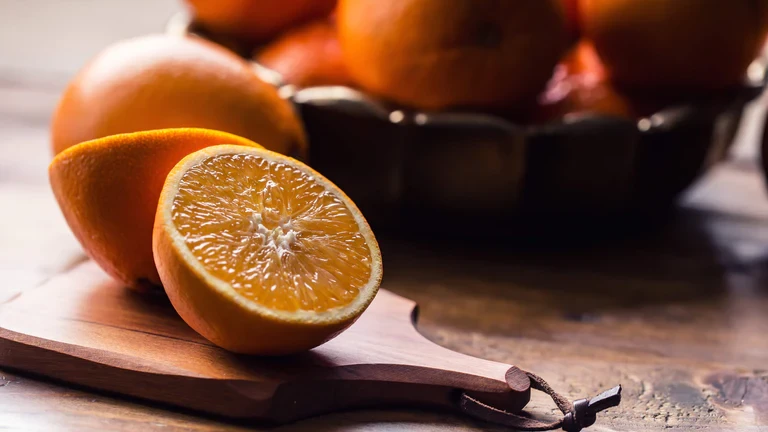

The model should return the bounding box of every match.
[0,1,178,76]
[0,0,178,182]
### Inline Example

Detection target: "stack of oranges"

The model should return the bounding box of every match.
[186,0,768,119]
[540,0,768,119]
[248,0,571,110]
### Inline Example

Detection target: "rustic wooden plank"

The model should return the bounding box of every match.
[0,184,84,292]
[0,371,255,432]
[379,211,768,431]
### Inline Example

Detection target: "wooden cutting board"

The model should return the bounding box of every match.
[0,260,530,424]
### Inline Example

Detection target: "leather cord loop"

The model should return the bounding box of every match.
[459,369,621,431]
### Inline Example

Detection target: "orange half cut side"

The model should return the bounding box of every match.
[153,145,382,354]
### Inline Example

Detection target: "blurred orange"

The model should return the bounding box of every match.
[255,19,354,88]
[536,41,633,121]
[337,0,569,110]
[582,0,768,89]
[51,35,306,158]
[186,0,337,42]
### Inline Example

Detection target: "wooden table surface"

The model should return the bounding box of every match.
[4,1,768,431]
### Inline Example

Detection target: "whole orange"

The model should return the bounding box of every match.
[581,0,768,89]
[51,35,306,158]
[186,0,337,42]
[255,19,354,88]
[337,0,569,110]
[49,129,262,291]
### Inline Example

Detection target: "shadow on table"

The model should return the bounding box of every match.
[378,206,768,337]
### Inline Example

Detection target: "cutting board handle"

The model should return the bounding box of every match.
[461,369,622,432]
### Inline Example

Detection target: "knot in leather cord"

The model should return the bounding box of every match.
[459,368,622,431]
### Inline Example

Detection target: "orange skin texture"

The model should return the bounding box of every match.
[581,0,768,89]
[51,35,306,158]
[255,19,355,88]
[186,0,337,42]
[49,129,262,291]
[337,0,569,110]
[153,145,382,354]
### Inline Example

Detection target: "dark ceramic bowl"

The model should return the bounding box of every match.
[167,13,766,230]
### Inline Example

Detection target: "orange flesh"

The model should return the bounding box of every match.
[171,153,372,312]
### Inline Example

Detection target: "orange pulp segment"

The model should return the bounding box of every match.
[171,152,373,312]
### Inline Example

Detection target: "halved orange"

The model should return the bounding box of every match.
[153,145,382,354]
[49,128,263,291]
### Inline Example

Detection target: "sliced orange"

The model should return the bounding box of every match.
[153,145,382,354]
[49,128,263,291]
[254,19,355,88]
